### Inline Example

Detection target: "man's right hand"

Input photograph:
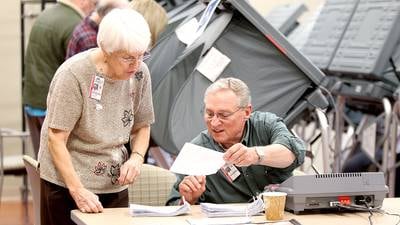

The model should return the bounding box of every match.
[69,187,104,213]
[178,175,206,205]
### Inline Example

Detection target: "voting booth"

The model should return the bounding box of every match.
[147,0,328,155]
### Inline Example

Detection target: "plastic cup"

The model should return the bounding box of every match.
[262,192,287,221]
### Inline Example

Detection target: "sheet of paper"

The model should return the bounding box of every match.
[175,18,200,46]
[129,199,190,217]
[170,143,225,175]
[175,0,221,46]
[196,47,231,82]
[200,197,264,217]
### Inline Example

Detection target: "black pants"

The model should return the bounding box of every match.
[25,114,45,158]
[40,179,128,225]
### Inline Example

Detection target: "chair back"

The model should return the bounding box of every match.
[23,155,40,225]
[129,164,177,206]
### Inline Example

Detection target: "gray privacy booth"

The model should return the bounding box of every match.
[148,0,329,155]
[301,0,400,102]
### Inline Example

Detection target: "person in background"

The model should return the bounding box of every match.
[129,0,168,47]
[23,0,97,157]
[66,0,128,59]
[167,77,306,205]
[38,8,153,225]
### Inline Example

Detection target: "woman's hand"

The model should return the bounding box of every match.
[117,155,143,185]
[69,187,103,213]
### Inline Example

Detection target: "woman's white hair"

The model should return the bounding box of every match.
[205,77,251,107]
[97,8,151,54]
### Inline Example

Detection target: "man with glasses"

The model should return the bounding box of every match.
[167,77,306,205]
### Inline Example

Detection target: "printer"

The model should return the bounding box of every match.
[276,172,388,214]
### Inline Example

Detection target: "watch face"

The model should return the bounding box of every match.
[255,147,265,164]
[256,147,265,157]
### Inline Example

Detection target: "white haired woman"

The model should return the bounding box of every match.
[38,8,153,225]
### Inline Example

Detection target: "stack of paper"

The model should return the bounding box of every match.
[200,198,264,217]
[129,200,190,217]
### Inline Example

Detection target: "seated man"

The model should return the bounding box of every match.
[166,77,306,205]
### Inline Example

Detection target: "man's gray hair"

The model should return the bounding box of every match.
[97,8,150,54]
[96,0,128,18]
[205,77,251,107]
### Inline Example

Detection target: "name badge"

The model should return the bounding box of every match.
[220,164,240,183]
[89,75,105,101]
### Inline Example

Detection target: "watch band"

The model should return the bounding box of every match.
[255,147,265,164]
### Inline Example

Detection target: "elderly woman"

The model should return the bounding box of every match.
[38,8,153,225]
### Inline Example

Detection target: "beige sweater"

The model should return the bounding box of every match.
[38,49,154,193]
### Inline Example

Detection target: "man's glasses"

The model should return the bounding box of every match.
[203,107,243,121]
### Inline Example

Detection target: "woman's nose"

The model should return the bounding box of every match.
[129,60,140,69]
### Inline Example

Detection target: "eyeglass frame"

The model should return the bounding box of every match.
[117,51,150,64]
[202,106,245,121]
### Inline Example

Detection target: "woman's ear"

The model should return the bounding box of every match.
[101,49,112,63]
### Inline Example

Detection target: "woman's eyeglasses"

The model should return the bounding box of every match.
[118,52,150,64]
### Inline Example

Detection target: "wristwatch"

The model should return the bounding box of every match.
[255,147,265,164]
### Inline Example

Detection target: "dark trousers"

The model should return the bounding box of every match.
[25,114,45,158]
[40,179,128,225]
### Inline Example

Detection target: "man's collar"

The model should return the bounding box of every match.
[58,0,85,18]
[240,119,250,146]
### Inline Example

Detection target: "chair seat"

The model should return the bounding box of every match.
[3,155,26,175]
[0,129,29,138]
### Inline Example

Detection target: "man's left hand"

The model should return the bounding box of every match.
[223,143,258,167]
[117,156,143,185]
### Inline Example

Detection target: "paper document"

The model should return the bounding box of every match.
[200,197,264,217]
[129,200,190,217]
[175,18,200,46]
[175,0,221,46]
[196,47,231,82]
[170,143,225,175]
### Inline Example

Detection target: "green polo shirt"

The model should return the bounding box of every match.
[23,2,83,109]
[166,111,306,205]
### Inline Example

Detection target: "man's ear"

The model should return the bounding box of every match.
[244,104,252,119]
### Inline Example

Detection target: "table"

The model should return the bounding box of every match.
[71,198,400,225]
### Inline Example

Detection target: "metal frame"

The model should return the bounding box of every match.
[0,129,30,206]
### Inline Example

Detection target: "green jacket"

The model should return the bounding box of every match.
[23,2,83,109]
[167,111,306,205]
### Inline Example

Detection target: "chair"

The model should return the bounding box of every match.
[129,164,177,206]
[0,128,29,203]
[23,155,40,225]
